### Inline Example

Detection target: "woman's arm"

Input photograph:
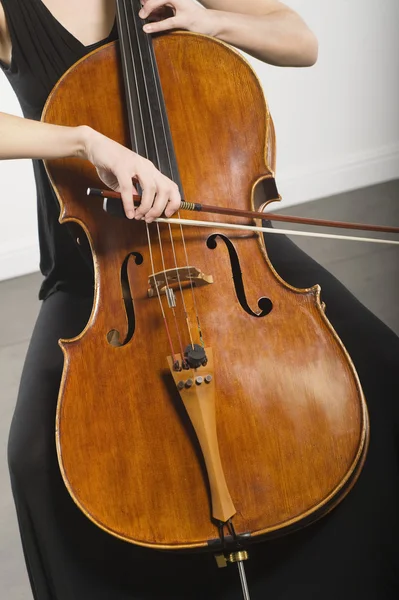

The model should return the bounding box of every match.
[0,111,89,161]
[0,2,11,64]
[139,0,318,67]
[0,7,180,222]
[0,6,182,224]
[0,111,181,222]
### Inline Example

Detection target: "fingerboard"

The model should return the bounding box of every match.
[115,0,183,191]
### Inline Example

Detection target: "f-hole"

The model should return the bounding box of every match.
[207,234,273,318]
[107,251,143,347]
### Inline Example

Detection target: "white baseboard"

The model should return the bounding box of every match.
[0,239,40,283]
[0,143,398,282]
[274,142,399,209]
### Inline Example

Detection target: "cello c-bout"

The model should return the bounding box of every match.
[42,0,369,552]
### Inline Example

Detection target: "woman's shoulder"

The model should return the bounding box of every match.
[0,2,11,65]
[0,3,5,38]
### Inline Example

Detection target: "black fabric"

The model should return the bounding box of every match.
[2,2,399,598]
[0,0,117,300]
[8,228,399,599]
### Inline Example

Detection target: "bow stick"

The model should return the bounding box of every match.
[87,188,399,244]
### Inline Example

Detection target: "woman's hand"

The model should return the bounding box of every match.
[82,127,181,223]
[138,0,318,68]
[0,113,181,224]
[139,0,214,36]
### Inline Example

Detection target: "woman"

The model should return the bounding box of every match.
[1,1,398,599]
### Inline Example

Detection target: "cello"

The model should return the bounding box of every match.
[41,1,369,596]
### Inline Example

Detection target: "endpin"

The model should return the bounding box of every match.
[214,551,251,600]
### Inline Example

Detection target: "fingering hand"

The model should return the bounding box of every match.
[139,0,215,37]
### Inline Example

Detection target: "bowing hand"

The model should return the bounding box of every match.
[139,0,214,36]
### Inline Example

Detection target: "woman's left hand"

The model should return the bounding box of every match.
[139,0,214,36]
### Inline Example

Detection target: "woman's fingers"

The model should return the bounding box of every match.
[144,180,181,223]
[139,0,174,20]
[135,180,157,220]
[115,171,136,219]
[139,0,206,35]
[144,187,170,223]
[165,182,182,218]
[116,160,181,222]
[83,128,181,221]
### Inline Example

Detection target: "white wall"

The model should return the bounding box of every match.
[250,0,399,205]
[0,88,38,281]
[0,0,398,281]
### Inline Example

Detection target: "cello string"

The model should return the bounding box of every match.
[155,223,187,361]
[131,8,191,358]
[116,0,139,152]
[143,18,195,347]
[127,0,150,157]
[150,217,193,355]
[176,213,206,349]
[121,0,179,357]
[146,225,178,363]
[166,223,195,350]
[135,0,201,350]
[145,15,175,181]
[133,0,196,362]
[143,22,205,348]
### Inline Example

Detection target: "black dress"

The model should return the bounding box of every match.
[2,1,399,598]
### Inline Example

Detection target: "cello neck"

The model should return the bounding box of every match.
[115,0,183,190]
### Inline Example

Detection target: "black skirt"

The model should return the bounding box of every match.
[8,230,399,600]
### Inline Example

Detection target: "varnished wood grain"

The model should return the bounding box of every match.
[42,34,369,550]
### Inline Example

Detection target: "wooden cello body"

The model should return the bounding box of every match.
[42,8,369,552]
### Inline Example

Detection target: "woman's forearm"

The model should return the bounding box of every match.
[0,111,88,160]
[203,9,318,67]
[0,111,182,221]
[139,0,318,67]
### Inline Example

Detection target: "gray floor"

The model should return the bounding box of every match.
[0,180,398,598]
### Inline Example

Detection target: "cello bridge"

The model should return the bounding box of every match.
[147,267,213,298]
